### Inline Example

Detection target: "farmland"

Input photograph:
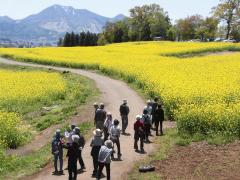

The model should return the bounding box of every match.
[1,42,240,136]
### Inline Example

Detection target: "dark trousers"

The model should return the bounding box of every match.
[92,154,98,175]
[97,162,110,180]
[104,129,109,142]
[111,138,121,156]
[155,120,163,135]
[53,152,63,172]
[144,124,151,141]
[68,162,77,180]
[78,150,85,168]
[121,115,128,133]
[134,133,144,150]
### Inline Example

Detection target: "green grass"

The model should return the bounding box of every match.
[0,121,94,179]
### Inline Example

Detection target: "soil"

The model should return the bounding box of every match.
[155,141,240,180]
[0,57,175,180]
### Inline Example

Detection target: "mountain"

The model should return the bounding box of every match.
[0,4,126,43]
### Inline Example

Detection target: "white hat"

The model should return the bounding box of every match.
[136,115,142,120]
[73,127,80,134]
[147,100,151,104]
[56,129,61,135]
[93,102,99,106]
[107,112,112,116]
[104,140,113,149]
[93,129,102,137]
[123,99,128,103]
[72,135,79,143]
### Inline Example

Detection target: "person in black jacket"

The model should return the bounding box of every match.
[74,127,86,170]
[94,103,107,130]
[64,135,80,180]
[119,99,130,134]
[155,104,164,136]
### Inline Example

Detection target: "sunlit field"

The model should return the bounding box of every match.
[1,41,240,136]
[0,69,65,148]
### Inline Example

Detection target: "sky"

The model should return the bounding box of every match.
[0,0,220,21]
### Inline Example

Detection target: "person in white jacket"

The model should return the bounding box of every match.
[110,119,122,160]
[103,112,113,141]
[97,140,113,180]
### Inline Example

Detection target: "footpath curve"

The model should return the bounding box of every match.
[0,57,174,180]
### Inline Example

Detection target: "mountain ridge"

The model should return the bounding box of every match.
[0,4,126,43]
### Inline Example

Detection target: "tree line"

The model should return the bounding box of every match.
[58,31,98,47]
[58,0,240,46]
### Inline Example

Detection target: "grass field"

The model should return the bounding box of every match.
[1,42,240,137]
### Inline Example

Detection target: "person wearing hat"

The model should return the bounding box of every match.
[64,124,76,145]
[74,127,86,170]
[94,103,107,130]
[103,112,113,141]
[134,115,145,152]
[142,109,152,143]
[93,102,99,113]
[51,129,64,174]
[97,140,113,180]
[154,104,165,136]
[110,119,122,160]
[90,129,104,177]
[119,99,130,134]
[145,100,153,117]
[64,134,80,180]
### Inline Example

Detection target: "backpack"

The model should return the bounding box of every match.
[142,115,151,125]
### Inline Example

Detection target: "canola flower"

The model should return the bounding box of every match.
[1,41,240,135]
[0,69,66,147]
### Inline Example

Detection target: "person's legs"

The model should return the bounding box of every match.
[121,116,125,133]
[92,155,98,176]
[97,162,105,179]
[134,137,138,150]
[78,150,85,169]
[140,136,144,151]
[68,165,73,180]
[160,120,163,135]
[116,139,121,156]
[54,154,58,172]
[59,152,63,172]
[73,163,77,180]
[155,120,159,135]
[105,163,111,180]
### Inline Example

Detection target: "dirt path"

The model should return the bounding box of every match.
[0,57,174,180]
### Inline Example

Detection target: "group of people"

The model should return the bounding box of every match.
[51,97,164,180]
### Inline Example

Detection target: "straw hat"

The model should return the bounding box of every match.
[123,99,128,104]
[93,129,102,137]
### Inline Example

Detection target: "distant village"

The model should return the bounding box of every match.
[0,38,57,48]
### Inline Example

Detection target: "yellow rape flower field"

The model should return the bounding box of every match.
[0,69,66,148]
[1,41,240,136]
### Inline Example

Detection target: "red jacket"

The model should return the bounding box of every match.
[134,120,144,131]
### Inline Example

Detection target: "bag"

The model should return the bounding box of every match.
[139,165,155,173]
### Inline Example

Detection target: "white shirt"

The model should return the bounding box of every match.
[110,125,121,138]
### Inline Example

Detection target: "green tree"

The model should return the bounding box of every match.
[212,0,240,39]
[63,32,71,47]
